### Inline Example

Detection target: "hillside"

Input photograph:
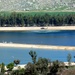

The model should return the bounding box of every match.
[0,0,75,11]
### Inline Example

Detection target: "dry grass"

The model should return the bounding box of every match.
[61,69,75,75]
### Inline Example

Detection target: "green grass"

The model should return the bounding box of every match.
[17,11,75,15]
[0,11,75,17]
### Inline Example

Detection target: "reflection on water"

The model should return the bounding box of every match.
[0,30,75,46]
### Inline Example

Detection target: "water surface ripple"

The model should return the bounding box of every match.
[0,30,75,46]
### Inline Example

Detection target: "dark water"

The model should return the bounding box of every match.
[0,47,75,64]
[0,30,75,46]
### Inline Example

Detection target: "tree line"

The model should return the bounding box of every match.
[0,12,75,27]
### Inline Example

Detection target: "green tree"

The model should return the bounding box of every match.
[6,62,14,71]
[25,62,38,75]
[1,63,5,74]
[67,53,72,67]
[36,57,49,75]
[29,50,37,64]
[50,60,60,75]
[14,59,20,66]
[10,12,17,26]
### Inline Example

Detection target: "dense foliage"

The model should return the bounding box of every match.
[0,51,74,75]
[0,12,75,27]
[6,62,14,71]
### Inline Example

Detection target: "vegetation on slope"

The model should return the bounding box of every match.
[0,0,75,11]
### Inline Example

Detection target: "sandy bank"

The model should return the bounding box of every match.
[0,43,75,50]
[0,26,75,31]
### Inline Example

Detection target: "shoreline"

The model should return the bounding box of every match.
[0,26,75,50]
[0,26,75,31]
[0,43,75,50]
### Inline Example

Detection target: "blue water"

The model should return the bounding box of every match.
[0,30,75,64]
[0,47,75,64]
[0,30,75,46]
